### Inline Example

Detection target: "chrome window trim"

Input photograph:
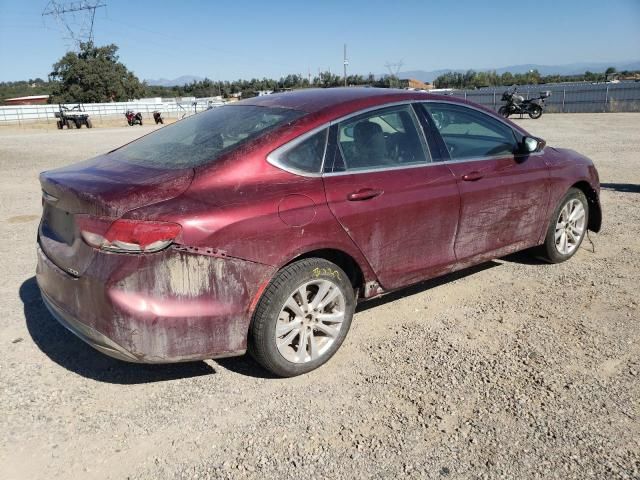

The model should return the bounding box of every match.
[266,125,329,178]
[322,161,439,177]
[266,97,535,178]
[327,100,423,127]
[322,151,542,177]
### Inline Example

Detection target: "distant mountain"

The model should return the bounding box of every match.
[145,75,205,87]
[398,60,640,83]
[144,61,640,86]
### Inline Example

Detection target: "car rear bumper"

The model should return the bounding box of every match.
[36,245,275,363]
[41,290,141,362]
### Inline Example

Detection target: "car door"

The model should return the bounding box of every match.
[419,102,550,261]
[322,104,461,290]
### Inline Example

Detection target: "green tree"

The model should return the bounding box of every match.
[49,42,145,103]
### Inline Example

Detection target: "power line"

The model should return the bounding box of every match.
[42,1,106,47]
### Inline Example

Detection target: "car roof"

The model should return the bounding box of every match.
[237,87,460,115]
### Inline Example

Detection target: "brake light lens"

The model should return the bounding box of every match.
[77,215,181,253]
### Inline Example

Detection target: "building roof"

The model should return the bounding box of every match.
[5,95,50,101]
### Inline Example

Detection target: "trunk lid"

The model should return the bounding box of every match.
[39,153,194,276]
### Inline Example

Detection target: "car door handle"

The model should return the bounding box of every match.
[461,171,484,182]
[347,188,383,201]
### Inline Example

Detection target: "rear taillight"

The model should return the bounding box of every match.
[76,215,181,253]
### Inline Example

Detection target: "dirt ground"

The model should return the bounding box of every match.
[0,114,638,479]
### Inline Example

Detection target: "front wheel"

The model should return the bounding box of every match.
[529,106,543,119]
[537,188,588,263]
[498,106,510,118]
[249,258,356,377]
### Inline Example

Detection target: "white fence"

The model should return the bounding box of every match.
[0,99,226,124]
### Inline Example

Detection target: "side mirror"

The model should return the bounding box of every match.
[522,136,545,153]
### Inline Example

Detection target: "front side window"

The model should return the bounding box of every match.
[335,105,430,172]
[270,128,328,174]
[421,103,518,161]
[115,105,304,169]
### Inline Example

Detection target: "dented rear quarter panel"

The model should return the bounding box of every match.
[37,245,275,361]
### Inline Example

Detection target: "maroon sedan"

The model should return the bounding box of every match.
[37,88,602,376]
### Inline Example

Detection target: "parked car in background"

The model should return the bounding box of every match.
[36,88,601,377]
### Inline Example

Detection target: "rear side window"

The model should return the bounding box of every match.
[270,129,328,174]
[335,105,430,172]
[421,103,517,161]
[115,105,304,169]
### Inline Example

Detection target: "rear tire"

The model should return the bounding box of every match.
[529,106,543,119]
[249,258,356,377]
[86,118,93,128]
[536,188,588,263]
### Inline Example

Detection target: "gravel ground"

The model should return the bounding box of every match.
[1,114,638,479]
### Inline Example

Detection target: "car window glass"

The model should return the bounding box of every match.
[275,129,327,174]
[422,103,517,161]
[115,105,304,169]
[337,105,430,171]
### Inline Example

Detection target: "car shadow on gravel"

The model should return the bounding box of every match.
[355,261,501,313]
[20,276,216,384]
[214,356,278,379]
[601,183,640,193]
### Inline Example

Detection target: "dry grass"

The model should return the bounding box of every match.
[0,115,179,131]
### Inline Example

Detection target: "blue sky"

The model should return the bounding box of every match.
[1,0,639,82]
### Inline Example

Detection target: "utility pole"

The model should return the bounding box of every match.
[343,44,348,87]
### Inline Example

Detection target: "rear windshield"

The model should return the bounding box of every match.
[114,105,304,169]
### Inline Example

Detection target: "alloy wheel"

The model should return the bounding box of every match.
[554,198,586,255]
[275,279,346,364]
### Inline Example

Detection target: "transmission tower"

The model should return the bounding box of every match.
[42,1,106,48]
[384,60,404,88]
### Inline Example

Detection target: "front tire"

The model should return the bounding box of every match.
[537,188,588,263]
[249,258,356,377]
[498,106,510,118]
[529,106,543,119]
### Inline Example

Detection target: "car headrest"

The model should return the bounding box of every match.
[353,121,383,145]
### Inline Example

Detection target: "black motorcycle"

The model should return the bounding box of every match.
[152,111,164,124]
[498,88,550,119]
